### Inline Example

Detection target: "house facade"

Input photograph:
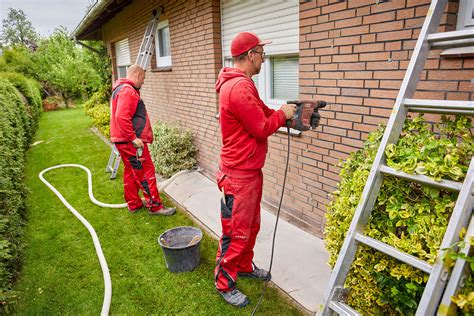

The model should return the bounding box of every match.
[74,0,474,238]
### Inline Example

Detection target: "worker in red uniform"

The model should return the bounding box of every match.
[214,32,296,307]
[109,64,175,216]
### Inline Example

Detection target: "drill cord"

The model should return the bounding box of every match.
[251,125,291,315]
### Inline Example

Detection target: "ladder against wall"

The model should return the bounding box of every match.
[105,8,163,179]
[320,0,474,315]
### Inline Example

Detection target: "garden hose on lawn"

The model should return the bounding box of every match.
[39,164,187,316]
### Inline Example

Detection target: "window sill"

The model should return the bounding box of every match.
[150,66,172,72]
[276,126,302,137]
[441,46,474,58]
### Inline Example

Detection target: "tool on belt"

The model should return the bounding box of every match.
[286,100,327,131]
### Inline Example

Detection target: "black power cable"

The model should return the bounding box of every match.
[251,124,291,315]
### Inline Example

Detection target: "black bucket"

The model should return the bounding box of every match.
[158,226,202,273]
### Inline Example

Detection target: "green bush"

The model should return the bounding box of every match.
[0,76,40,308]
[1,72,42,142]
[149,122,197,177]
[325,115,473,315]
[87,104,110,138]
[83,86,109,112]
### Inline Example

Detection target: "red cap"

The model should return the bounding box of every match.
[230,32,272,57]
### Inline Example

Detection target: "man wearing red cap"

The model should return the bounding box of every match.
[214,32,296,307]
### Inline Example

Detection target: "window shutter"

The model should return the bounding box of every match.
[272,56,298,100]
[115,38,131,67]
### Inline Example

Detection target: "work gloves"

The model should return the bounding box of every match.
[279,103,297,120]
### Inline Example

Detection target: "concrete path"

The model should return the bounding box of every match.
[164,170,331,313]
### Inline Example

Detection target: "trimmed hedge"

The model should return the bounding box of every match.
[0,76,41,309]
[325,115,473,315]
[0,72,42,143]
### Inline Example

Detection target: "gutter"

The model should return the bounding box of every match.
[72,0,112,38]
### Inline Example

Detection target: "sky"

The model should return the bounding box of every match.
[0,0,93,37]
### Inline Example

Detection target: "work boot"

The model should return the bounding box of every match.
[127,198,147,213]
[238,264,271,281]
[217,288,250,307]
[148,207,176,216]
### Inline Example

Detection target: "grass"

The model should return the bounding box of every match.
[12,107,304,315]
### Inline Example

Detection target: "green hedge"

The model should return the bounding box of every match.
[0,76,41,309]
[0,72,42,143]
[149,122,197,178]
[325,115,473,315]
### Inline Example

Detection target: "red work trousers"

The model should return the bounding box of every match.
[114,142,163,211]
[214,167,263,292]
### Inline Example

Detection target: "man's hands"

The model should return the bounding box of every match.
[279,103,297,120]
[132,138,144,148]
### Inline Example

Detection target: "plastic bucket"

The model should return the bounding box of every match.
[158,226,202,273]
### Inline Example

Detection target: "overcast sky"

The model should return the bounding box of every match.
[0,0,92,37]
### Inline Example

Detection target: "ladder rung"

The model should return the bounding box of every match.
[405,99,474,116]
[329,301,360,316]
[380,165,463,192]
[355,233,433,274]
[428,29,474,49]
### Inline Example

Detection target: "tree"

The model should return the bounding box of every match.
[33,27,103,104]
[1,8,39,49]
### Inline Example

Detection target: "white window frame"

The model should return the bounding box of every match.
[155,20,172,68]
[254,54,299,110]
[442,0,474,57]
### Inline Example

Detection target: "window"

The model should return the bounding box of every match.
[254,55,299,109]
[155,20,172,67]
[442,0,474,57]
[458,0,474,30]
[114,38,131,79]
[271,56,299,100]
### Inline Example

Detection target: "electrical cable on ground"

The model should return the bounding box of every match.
[39,164,187,315]
[251,125,291,315]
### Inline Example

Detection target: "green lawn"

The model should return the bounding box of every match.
[12,107,304,315]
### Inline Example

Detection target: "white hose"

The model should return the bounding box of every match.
[39,164,188,315]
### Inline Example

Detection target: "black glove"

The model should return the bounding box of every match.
[310,110,321,129]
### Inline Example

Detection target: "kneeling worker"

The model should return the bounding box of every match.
[214,32,297,307]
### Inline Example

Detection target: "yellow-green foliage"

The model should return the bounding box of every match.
[149,122,197,178]
[84,88,110,137]
[87,105,110,138]
[325,116,474,315]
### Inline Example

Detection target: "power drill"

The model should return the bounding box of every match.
[286,100,327,131]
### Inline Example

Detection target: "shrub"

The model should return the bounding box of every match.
[84,86,109,112]
[1,72,42,142]
[149,122,197,177]
[325,115,473,315]
[87,104,110,138]
[0,76,40,309]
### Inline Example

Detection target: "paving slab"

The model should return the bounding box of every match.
[164,170,331,313]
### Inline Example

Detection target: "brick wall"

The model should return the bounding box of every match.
[260,0,474,237]
[100,0,473,239]
[103,0,222,175]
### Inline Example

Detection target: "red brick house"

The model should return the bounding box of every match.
[74,0,474,238]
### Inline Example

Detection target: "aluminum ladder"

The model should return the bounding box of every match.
[320,0,474,314]
[105,7,162,179]
[438,207,474,315]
